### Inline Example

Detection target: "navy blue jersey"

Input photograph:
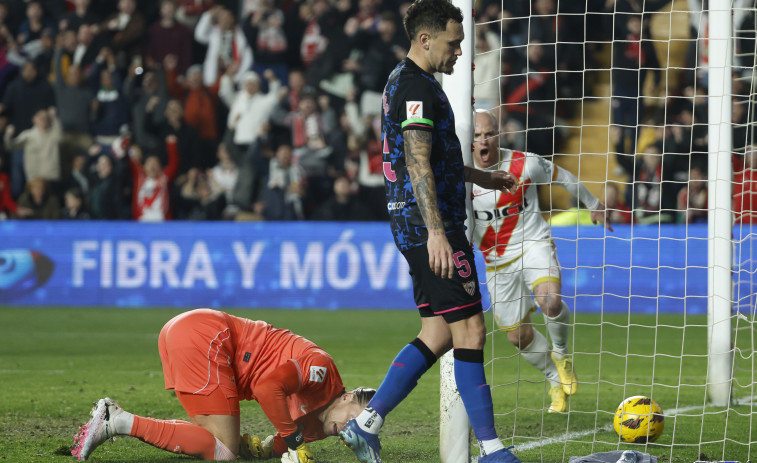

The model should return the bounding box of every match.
[382,58,467,251]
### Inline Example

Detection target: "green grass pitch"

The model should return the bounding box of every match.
[1,307,754,462]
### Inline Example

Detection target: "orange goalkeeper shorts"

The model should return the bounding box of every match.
[158,309,240,416]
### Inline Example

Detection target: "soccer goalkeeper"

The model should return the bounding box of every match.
[471,109,613,413]
[72,308,374,462]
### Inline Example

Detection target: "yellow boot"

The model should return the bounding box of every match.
[552,353,578,396]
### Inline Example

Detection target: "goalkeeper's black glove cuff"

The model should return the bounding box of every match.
[283,430,304,450]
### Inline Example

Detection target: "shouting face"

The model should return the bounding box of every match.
[473,111,500,168]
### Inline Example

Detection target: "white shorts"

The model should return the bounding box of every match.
[484,240,561,331]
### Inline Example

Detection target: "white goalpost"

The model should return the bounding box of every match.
[706,0,734,408]
[439,0,748,461]
[440,0,474,461]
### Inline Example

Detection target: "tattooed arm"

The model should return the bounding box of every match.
[405,129,454,278]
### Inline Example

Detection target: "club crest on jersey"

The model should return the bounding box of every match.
[406,101,423,119]
[309,366,327,383]
[462,280,476,296]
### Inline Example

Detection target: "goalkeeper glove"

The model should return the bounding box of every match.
[280,443,315,463]
[239,434,274,460]
[281,430,314,463]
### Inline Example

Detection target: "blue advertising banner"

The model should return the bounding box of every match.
[0,221,751,314]
[0,221,413,309]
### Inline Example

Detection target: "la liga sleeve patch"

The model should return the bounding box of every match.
[402,100,433,130]
[309,366,327,383]
[406,101,423,119]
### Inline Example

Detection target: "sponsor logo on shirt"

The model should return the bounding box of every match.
[387,201,406,211]
[473,204,525,221]
[309,366,327,383]
[243,352,251,362]
[406,101,423,119]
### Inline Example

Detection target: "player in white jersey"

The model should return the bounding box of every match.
[470,110,614,412]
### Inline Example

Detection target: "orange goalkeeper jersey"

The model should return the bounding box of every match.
[160,309,344,446]
[224,312,345,440]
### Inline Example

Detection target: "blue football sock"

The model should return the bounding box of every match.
[368,338,437,419]
[454,348,498,442]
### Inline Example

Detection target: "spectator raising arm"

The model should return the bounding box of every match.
[127,136,180,221]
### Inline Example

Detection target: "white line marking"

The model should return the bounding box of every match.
[513,395,757,452]
[0,369,66,374]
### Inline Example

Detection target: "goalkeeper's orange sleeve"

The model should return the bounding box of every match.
[254,360,301,438]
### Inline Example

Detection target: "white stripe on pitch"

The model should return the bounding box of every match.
[512,395,757,453]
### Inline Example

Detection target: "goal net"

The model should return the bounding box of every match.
[441,0,757,461]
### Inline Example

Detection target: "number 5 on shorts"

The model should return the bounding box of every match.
[453,251,471,278]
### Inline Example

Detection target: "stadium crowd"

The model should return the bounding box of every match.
[478,0,757,226]
[0,0,753,224]
[0,0,407,221]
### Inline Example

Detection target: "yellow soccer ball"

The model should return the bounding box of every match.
[613,395,665,443]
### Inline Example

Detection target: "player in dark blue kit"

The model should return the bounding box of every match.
[338,1,521,462]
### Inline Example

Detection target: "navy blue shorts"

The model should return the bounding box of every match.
[402,229,483,323]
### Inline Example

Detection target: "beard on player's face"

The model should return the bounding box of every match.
[439,60,456,74]
[427,51,457,74]
[425,22,462,74]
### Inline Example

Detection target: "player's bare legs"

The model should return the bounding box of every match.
[446,311,487,349]
[534,280,577,396]
[417,315,453,355]
[534,280,563,318]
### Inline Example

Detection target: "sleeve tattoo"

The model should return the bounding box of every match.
[405,130,445,232]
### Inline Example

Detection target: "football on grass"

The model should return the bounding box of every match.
[613,395,665,443]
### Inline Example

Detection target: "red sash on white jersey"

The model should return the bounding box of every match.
[478,150,531,262]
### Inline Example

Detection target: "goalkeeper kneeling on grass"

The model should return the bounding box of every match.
[72,308,375,462]
[471,110,614,413]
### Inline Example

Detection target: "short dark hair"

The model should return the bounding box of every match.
[403,0,463,42]
[350,387,377,407]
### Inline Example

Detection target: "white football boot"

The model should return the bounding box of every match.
[71,398,124,461]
